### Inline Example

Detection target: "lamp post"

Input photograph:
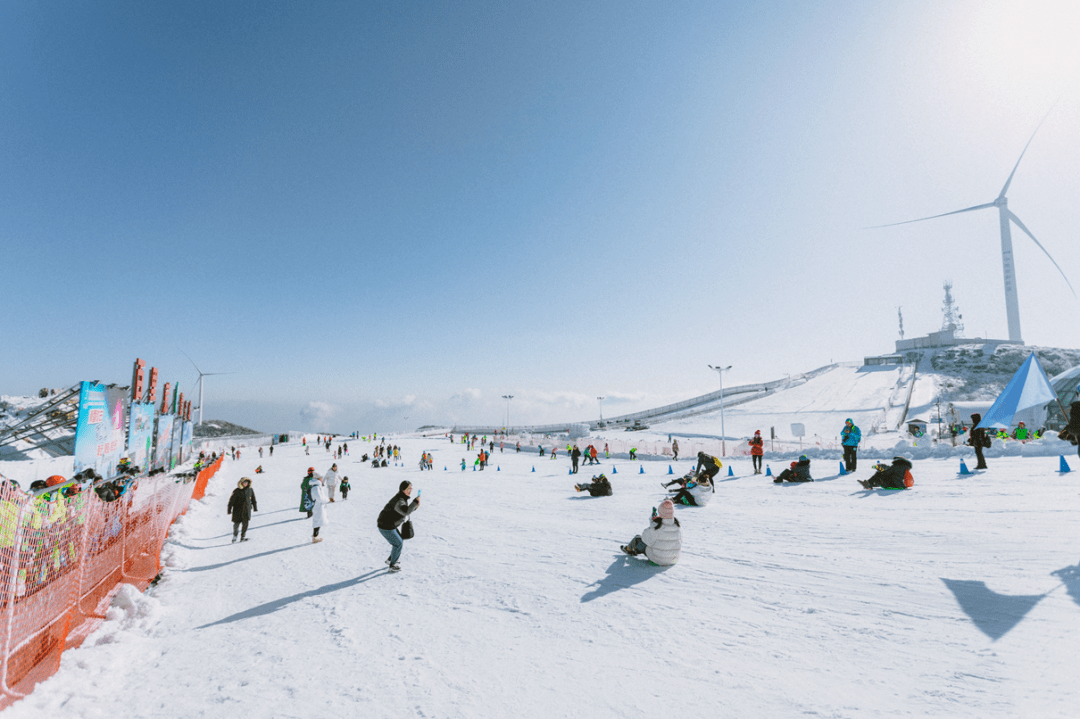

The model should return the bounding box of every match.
[597,396,605,425]
[708,365,732,456]
[502,395,514,432]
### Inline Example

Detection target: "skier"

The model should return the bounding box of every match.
[967,413,991,470]
[620,499,681,566]
[309,474,329,543]
[324,463,340,502]
[227,477,258,543]
[841,419,861,472]
[377,480,420,573]
[858,457,914,490]
[574,474,612,496]
[748,431,764,474]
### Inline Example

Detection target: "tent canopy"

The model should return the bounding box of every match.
[977,354,1057,430]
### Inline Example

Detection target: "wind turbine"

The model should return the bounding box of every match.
[873,116,1075,343]
[182,352,234,425]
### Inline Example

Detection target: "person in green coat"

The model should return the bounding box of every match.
[299,467,318,518]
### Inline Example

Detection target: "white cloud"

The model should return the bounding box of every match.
[298,401,339,428]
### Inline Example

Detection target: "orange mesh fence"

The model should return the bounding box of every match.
[0,455,222,709]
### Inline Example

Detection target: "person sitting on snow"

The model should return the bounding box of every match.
[672,473,713,506]
[574,474,612,496]
[774,455,813,483]
[858,457,914,490]
[621,499,681,566]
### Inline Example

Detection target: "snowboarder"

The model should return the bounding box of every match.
[227,477,258,542]
[620,499,681,566]
[748,431,764,474]
[309,474,329,543]
[858,457,914,490]
[841,419,861,472]
[377,480,420,572]
[967,413,991,470]
[574,474,612,496]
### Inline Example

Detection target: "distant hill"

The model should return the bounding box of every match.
[193,420,263,438]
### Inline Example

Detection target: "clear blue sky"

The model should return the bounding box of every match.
[3,1,1079,432]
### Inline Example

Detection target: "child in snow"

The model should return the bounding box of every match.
[461,458,466,471]
[858,457,913,490]
[227,477,258,542]
[574,474,613,496]
[672,474,712,506]
[339,477,351,500]
[621,499,681,566]
[774,456,813,483]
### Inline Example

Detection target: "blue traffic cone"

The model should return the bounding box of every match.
[639,465,645,474]
[612,466,617,474]
[444,466,447,471]
[959,459,972,475]
[765,466,772,476]
[497,466,500,471]
[472,465,476,471]
[1060,456,1072,473]
[839,462,847,476]
[531,466,535,472]
[668,465,674,475]
[569,467,573,475]
[728,466,734,476]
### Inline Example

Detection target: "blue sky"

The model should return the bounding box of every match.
[3,1,1079,433]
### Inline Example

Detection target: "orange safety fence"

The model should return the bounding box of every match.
[0,456,223,710]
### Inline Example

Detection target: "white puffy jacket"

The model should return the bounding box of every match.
[323,468,340,489]
[689,481,712,506]
[641,517,681,566]
[310,482,330,529]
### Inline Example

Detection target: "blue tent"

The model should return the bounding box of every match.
[977,354,1057,430]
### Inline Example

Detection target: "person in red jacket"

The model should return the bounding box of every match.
[748,430,764,474]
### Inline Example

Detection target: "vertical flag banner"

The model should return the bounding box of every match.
[127,402,156,472]
[154,414,175,471]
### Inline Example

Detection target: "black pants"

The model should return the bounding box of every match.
[752,455,762,472]
[843,446,858,472]
[232,520,248,539]
[974,445,987,469]
[572,459,579,473]
[341,488,349,499]
[673,489,698,506]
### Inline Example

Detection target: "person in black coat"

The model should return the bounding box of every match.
[571,445,582,474]
[1066,391,1080,460]
[574,474,612,496]
[227,477,258,542]
[377,480,420,572]
[694,452,722,481]
[967,413,990,469]
[774,456,813,483]
[858,457,913,489]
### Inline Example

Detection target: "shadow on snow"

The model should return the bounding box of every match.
[581,554,670,603]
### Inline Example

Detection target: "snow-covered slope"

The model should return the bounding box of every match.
[5,437,1077,718]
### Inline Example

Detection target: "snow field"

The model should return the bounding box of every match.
[4,437,1078,718]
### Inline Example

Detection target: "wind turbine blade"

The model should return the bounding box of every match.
[1008,210,1078,297]
[181,350,203,376]
[868,202,995,229]
[999,109,1053,199]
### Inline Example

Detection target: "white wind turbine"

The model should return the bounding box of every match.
[182,352,235,426]
[873,117,1075,343]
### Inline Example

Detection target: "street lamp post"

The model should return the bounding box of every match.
[502,395,514,432]
[597,396,605,425]
[708,365,732,456]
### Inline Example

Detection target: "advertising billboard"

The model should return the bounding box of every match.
[171,417,184,467]
[127,402,156,472]
[154,414,175,472]
[181,421,194,463]
[73,382,129,478]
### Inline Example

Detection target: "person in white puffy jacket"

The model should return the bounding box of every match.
[323,463,340,502]
[673,475,712,507]
[621,499,681,565]
[310,475,330,543]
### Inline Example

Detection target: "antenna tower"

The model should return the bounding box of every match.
[897,307,904,340]
[941,281,964,335]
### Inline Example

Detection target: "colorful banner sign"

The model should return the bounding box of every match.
[73,381,129,478]
[171,417,184,468]
[181,421,194,463]
[154,414,175,471]
[127,402,156,472]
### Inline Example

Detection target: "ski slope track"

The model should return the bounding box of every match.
[5,436,1077,718]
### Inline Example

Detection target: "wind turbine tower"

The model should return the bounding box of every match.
[874,117,1075,343]
[182,352,233,426]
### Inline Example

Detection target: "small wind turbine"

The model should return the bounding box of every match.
[872,115,1076,343]
[182,352,235,425]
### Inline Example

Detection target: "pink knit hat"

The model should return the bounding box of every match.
[658,499,675,519]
